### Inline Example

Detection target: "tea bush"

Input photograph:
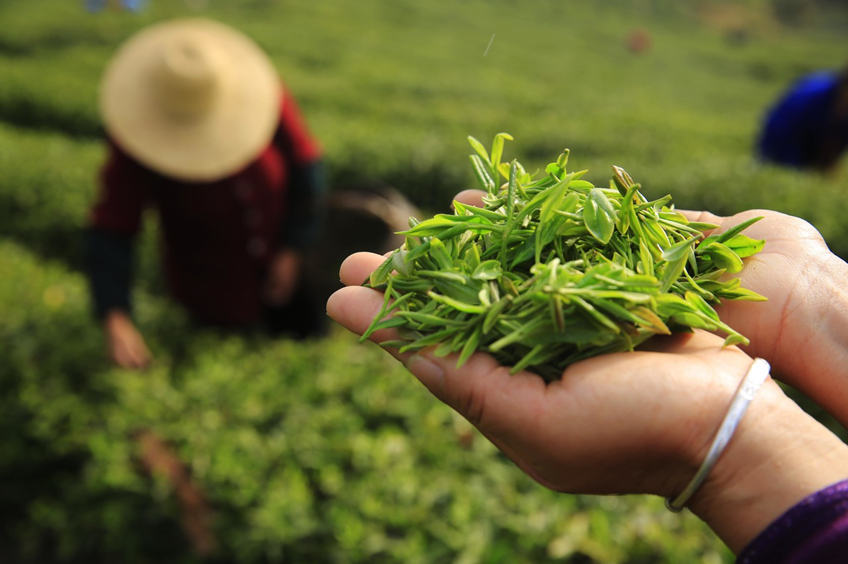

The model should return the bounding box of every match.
[1,0,846,562]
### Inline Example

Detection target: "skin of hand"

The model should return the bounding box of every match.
[263,248,302,306]
[326,191,848,553]
[682,208,848,427]
[104,309,152,369]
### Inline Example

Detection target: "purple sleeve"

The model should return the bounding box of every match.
[737,478,848,564]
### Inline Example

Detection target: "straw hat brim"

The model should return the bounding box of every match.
[100,18,280,182]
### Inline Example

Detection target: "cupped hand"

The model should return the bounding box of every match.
[326,248,848,553]
[326,191,848,552]
[328,250,765,497]
[455,192,848,426]
[104,310,152,370]
[683,209,848,426]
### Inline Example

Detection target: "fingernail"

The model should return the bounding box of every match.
[406,354,445,391]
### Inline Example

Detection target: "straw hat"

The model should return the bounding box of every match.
[99,18,280,181]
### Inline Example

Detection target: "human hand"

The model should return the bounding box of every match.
[327,248,848,552]
[683,209,848,426]
[104,310,152,369]
[264,249,302,306]
[326,192,848,552]
[329,248,752,491]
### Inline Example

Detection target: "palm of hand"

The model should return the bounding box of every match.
[686,209,833,386]
[327,251,757,498]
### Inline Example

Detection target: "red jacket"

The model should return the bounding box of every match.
[87,87,324,326]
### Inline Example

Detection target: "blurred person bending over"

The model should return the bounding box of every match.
[86,18,327,369]
[757,63,848,173]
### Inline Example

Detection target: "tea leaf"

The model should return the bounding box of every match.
[583,188,616,244]
[362,134,766,379]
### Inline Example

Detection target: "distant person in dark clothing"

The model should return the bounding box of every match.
[86,18,326,369]
[757,65,848,172]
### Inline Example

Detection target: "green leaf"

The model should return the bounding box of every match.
[468,135,492,167]
[567,179,595,192]
[583,188,616,244]
[483,295,512,334]
[471,260,502,281]
[611,165,635,193]
[572,296,620,332]
[722,234,765,258]
[638,238,655,276]
[457,324,482,367]
[490,132,514,172]
[715,216,763,244]
[416,270,467,283]
[617,183,639,235]
[510,343,547,374]
[699,241,744,273]
[426,291,486,314]
[499,161,519,266]
[368,253,396,287]
[362,133,766,377]
[659,236,697,292]
[556,148,570,172]
[427,238,454,271]
[713,285,768,301]
[469,154,496,191]
[685,290,720,322]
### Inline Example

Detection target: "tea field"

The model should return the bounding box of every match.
[1,0,846,562]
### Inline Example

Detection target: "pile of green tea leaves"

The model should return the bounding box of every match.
[362,134,766,380]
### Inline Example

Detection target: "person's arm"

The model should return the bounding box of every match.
[736,479,848,563]
[265,88,326,305]
[86,141,152,368]
[278,158,326,251]
[274,87,326,251]
[686,376,848,554]
[85,227,133,318]
[326,249,848,555]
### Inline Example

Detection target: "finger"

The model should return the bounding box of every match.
[114,345,143,370]
[339,252,387,286]
[677,209,725,225]
[453,189,486,208]
[405,349,563,486]
[404,349,551,446]
[328,282,549,438]
[135,349,153,370]
[111,348,131,368]
[327,283,559,487]
[327,283,557,483]
[127,340,152,369]
[326,285,403,345]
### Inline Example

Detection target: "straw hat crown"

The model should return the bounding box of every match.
[100,18,280,181]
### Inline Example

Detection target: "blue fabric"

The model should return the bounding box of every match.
[85,0,147,13]
[757,72,848,168]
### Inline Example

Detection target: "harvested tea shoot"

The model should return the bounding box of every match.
[362,134,766,381]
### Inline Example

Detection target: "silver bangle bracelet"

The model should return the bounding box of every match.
[666,357,772,512]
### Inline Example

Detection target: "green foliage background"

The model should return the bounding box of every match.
[1,0,846,562]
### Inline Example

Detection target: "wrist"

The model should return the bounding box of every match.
[686,380,848,553]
